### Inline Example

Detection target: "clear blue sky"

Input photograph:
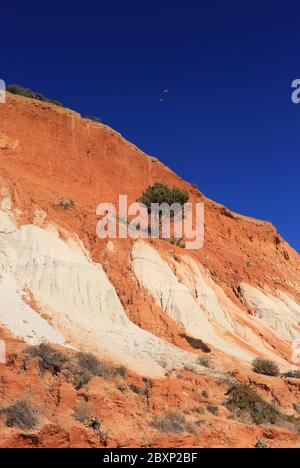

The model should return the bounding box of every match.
[1,1,299,251]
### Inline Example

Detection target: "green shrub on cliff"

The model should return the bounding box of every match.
[139,183,189,212]
[7,84,63,107]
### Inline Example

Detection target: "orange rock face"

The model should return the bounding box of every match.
[0,93,299,448]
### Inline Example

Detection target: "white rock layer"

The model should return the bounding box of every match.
[241,283,300,342]
[0,210,200,377]
[0,275,66,346]
[131,241,253,361]
[174,256,290,365]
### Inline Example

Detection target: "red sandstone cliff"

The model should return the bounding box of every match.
[0,93,299,448]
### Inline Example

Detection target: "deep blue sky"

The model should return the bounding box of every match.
[1,1,299,251]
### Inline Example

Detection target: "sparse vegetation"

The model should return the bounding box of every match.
[255,439,269,449]
[71,368,92,390]
[58,197,75,210]
[116,366,127,377]
[82,115,101,123]
[202,390,209,399]
[228,384,300,432]
[226,384,279,425]
[282,370,300,379]
[139,183,189,213]
[151,410,196,434]
[191,183,200,191]
[67,352,126,390]
[281,413,300,432]
[1,398,38,430]
[207,405,219,416]
[7,84,63,107]
[293,404,300,415]
[182,334,211,353]
[129,383,148,396]
[73,401,94,425]
[117,384,127,393]
[252,358,280,377]
[219,372,238,388]
[25,343,68,376]
[72,401,108,444]
[25,345,126,389]
[197,356,213,368]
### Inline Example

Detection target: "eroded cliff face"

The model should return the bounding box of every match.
[0,93,299,448]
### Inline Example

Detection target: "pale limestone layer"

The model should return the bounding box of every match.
[0,276,66,346]
[241,283,300,342]
[0,210,201,377]
[173,256,290,365]
[131,241,253,361]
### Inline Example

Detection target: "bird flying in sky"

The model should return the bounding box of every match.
[159,88,171,103]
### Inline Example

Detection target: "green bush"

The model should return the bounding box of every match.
[7,84,62,107]
[252,358,280,377]
[83,115,101,123]
[283,370,300,379]
[68,352,126,390]
[72,370,90,390]
[115,366,127,378]
[25,343,68,376]
[151,410,195,434]
[183,334,211,353]
[76,352,108,376]
[282,413,300,432]
[117,384,127,393]
[139,183,189,213]
[128,383,148,396]
[226,384,279,425]
[1,398,38,430]
[207,405,219,416]
[70,353,108,389]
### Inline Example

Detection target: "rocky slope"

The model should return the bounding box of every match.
[0,93,299,448]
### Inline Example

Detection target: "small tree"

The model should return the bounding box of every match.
[139,183,189,213]
[139,183,189,240]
